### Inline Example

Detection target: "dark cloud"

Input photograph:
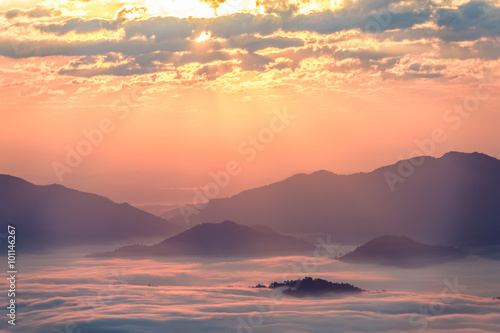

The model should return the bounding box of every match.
[226,35,304,53]
[282,8,431,35]
[436,1,500,41]
[69,55,100,68]
[4,7,59,19]
[473,39,500,60]
[205,13,281,38]
[124,16,193,41]
[382,71,443,80]
[364,9,431,31]
[256,0,299,18]
[343,0,401,12]
[5,9,22,19]
[238,52,274,71]
[0,37,191,58]
[37,18,123,36]
[196,62,234,80]
[408,63,446,73]
[283,11,354,34]
[438,39,500,60]
[60,62,159,77]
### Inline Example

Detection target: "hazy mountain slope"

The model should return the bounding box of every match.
[90,220,314,257]
[0,175,180,251]
[339,235,468,268]
[170,152,500,248]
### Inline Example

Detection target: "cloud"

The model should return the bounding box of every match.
[4,7,59,19]
[439,39,500,60]
[382,71,443,81]
[37,18,123,35]
[0,37,191,58]
[124,16,193,41]
[202,0,229,11]
[4,253,500,333]
[1,0,499,83]
[115,6,148,20]
[196,62,235,80]
[436,1,500,41]
[205,13,281,38]
[225,35,304,53]
[238,52,274,71]
[256,0,300,17]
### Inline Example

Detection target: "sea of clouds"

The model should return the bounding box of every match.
[1,248,499,333]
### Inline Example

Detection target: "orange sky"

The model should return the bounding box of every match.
[1,0,499,208]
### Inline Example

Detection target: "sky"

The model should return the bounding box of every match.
[1,0,499,208]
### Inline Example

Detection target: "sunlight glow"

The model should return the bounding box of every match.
[35,0,348,20]
[331,0,345,9]
[195,31,211,42]
[141,0,216,18]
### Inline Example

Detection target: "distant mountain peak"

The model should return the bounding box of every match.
[441,151,497,161]
[90,220,314,258]
[221,220,238,226]
[339,235,467,268]
[310,169,336,176]
[288,169,337,180]
[363,235,418,246]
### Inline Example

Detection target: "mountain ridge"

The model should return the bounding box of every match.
[89,220,315,258]
[0,174,181,252]
[170,151,500,249]
[339,235,468,268]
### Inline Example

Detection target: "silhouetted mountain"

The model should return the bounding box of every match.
[267,277,364,297]
[170,152,500,248]
[0,175,180,252]
[339,235,468,268]
[89,220,314,258]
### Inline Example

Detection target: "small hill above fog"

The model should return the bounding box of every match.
[264,277,364,297]
[339,235,468,268]
[90,220,314,258]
